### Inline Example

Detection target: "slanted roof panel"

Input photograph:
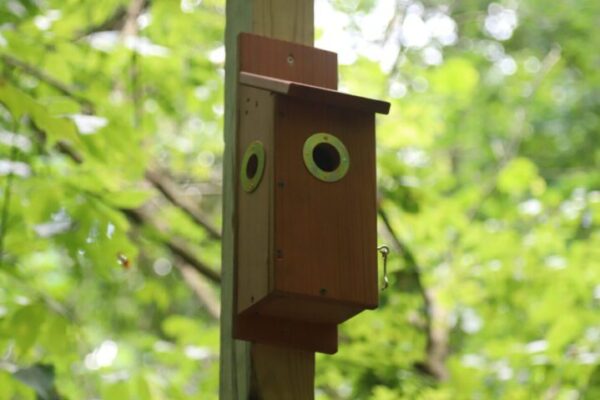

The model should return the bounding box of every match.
[240,72,391,115]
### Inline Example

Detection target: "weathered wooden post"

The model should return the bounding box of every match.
[220,1,316,399]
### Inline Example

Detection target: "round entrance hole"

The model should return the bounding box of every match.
[302,133,350,182]
[240,141,265,193]
[245,153,258,179]
[312,142,340,172]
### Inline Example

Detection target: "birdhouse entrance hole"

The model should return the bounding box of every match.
[303,133,349,182]
[241,140,265,192]
[246,153,259,178]
[313,142,340,172]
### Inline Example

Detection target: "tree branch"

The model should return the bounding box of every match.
[121,0,146,129]
[123,208,221,284]
[73,0,151,40]
[465,46,561,221]
[128,227,221,318]
[122,0,147,37]
[0,142,18,264]
[177,261,220,319]
[3,33,223,323]
[1,54,222,241]
[166,238,221,284]
[0,53,94,112]
[378,205,448,380]
[145,169,221,240]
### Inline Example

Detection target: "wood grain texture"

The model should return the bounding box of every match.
[252,0,314,46]
[240,71,391,114]
[274,96,379,310]
[235,31,343,354]
[224,2,317,399]
[236,86,274,313]
[221,1,253,399]
[254,291,365,324]
[236,34,381,346]
[251,344,315,399]
[237,313,337,354]
[239,33,337,90]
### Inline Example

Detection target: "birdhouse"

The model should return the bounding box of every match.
[234,33,390,354]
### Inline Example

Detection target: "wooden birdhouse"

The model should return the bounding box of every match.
[234,33,390,354]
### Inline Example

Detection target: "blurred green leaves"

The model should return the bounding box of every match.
[429,58,479,106]
[0,0,223,398]
[0,0,598,399]
[584,365,600,400]
[13,364,60,400]
[0,81,80,146]
[497,157,541,195]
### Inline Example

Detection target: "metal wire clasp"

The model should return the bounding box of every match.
[377,245,390,291]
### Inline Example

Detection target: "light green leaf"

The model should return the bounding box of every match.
[584,365,600,400]
[497,157,540,195]
[102,380,130,400]
[10,303,47,356]
[0,79,34,119]
[0,80,80,146]
[103,189,153,209]
[0,371,36,400]
[430,58,479,104]
[162,315,204,344]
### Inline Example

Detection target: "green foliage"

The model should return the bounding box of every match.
[0,0,223,398]
[584,365,600,400]
[13,364,60,400]
[318,0,600,398]
[0,0,598,399]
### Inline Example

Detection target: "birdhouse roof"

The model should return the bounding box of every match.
[240,72,391,115]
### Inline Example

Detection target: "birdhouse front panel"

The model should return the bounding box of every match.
[270,95,379,318]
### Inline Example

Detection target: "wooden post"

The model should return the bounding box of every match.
[220,1,315,399]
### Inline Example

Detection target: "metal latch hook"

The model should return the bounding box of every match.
[377,245,390,291]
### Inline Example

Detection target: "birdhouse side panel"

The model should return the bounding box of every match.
[273,96,378,309]
[236,86,275,314]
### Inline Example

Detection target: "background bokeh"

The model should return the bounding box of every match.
[0,0,598,398]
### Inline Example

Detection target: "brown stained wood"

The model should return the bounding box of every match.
[240,71,391,115]
[239,33,337,90]
[234,30,347,353]
[224,1,317,398]
[251,291,367,324]
[235,35,386,348]
[274,96,379,310]
[253,0,314,45]
[251,343,315,399]
[236,86,274,314]
[237,313,337,354]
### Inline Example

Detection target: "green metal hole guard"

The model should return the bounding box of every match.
[303,133,350,183]
[240,140,265,193]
